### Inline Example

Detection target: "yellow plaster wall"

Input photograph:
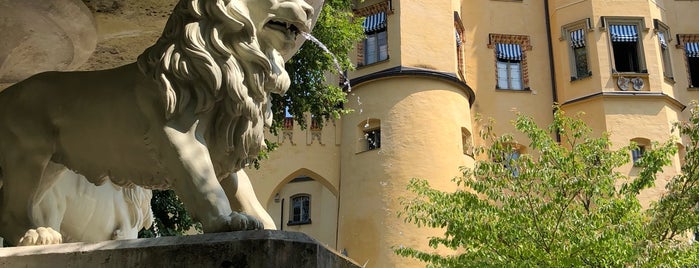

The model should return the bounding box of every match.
[398,0,456,72]
[337,76,472,267]
[462,0,554,149]
[603,97,681,207]
[560,97,608,137]
[549,0,600,102]
[245,120,341,206]
[265,180,339,248]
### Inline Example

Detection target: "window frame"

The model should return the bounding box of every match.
[354,2,392,67]
[602,17,648,74]
[630,138,650,167]
[363,29,388,65]
[496,58,523,90]
[488,34,532,91]
[654,19,674,81]
[676,34,699,88]
[562,19,592,81]
[357,119,382,153]
[287,194,312,226]
[461,127,473,157]
[455,12,466,80]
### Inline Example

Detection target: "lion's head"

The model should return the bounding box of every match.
[137,0,315,173]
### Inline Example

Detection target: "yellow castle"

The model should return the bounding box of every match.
[244,0,699,267]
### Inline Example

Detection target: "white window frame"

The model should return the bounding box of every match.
[288,194,311,225]
[654,19,673,80]
[602,17,648,74]
[497,59,523,90]
[364,29,388,65]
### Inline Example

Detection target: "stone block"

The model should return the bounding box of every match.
[0,230,360,268]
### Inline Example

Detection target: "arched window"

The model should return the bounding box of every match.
[357,119,381,152]
[630,137,650,166]
[288,194,311,225]
[461,127,473,156]
[494,143,524,177]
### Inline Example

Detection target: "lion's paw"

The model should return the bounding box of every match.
[228,212,263,231]
[18,227,62,246]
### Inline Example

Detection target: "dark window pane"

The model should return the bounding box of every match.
[574,46,589,78]
[689,57,699,87]
[613,41,639,72]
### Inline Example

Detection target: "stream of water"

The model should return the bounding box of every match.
[301,32,371,128]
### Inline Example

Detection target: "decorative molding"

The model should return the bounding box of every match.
[353,1,393,17]
[561,91,686,111]
[282,130,295,145]
[348,66,475,105]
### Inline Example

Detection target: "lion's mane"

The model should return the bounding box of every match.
[137,0,290,174]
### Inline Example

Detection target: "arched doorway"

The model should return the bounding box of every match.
[267,171,338,248]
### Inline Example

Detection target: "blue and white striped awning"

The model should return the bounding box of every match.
[658,32,668,49]
[609,25,638,42]
[363,12,386,33]
[496,43,522,61]
[570,29,585,48]
[686,42,699,58]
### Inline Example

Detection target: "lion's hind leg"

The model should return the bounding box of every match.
[0,139,61,246]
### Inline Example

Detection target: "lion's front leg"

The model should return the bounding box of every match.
[221,170,277,230]
[161,123,262,232]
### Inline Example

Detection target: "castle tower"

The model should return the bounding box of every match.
[336,1,475,266]
[547,0,699,204]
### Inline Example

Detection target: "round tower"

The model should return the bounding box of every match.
[336,1,474,266]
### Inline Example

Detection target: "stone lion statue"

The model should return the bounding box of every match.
[0,0,317,246]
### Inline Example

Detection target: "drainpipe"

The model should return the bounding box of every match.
[280,198,285,231]
[544,0,561,142]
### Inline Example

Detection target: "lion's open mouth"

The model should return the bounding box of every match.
[265,20,304,37]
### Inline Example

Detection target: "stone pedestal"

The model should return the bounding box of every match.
[0,230,360,268]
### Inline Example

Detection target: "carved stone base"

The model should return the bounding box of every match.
[0,231,360,268]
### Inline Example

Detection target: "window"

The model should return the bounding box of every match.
[655,20,673,79]
[362,12,388,65]
[357,119,381,152]
[677,34,699,88]
[496,43,523,90]
[489,34,531,90]
[632,145,645,165]
[630,137,650,166]
[461,127,473,156]
[288,194,311,225]
[504,149,521,177]
[494,147,521,177]
[455,12,465,79]
[365,129,381,150]
[493,144,523,177]
[604,18,647,73]
[563,20,592,80]
[686,42,699,87]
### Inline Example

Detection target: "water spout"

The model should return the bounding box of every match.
[300,32,352,92]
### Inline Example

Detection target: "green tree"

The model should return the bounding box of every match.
[270,0,364,132]
[396,106,699,267]
[140,1,364,237]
